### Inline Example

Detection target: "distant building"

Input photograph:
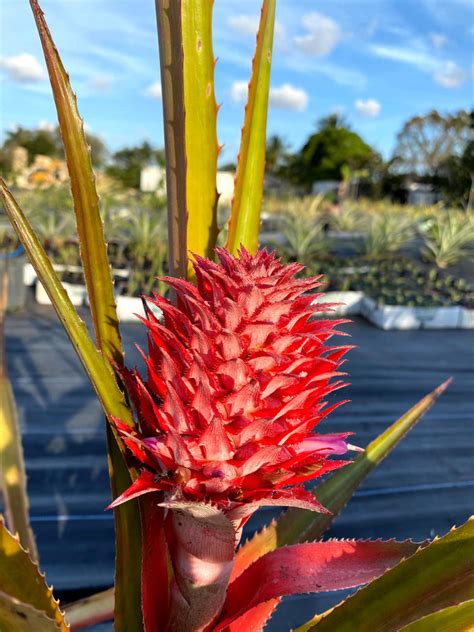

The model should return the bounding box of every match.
[140,166,235,206]
[312,180,340,197]
[140,165,166,194]
[216,171,234,206]
[406,182,439,206]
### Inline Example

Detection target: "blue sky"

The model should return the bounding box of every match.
[0,0,472,163]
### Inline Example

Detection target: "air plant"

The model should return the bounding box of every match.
[0,1,471,632]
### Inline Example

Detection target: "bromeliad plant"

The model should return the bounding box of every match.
[0,1,472,631]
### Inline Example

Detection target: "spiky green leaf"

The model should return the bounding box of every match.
[28,4,143,628]
[155,0,188,279]
[0,375,38,561]
[399,600,474,632]
[226,0,276,255]
[0,182,134,442]
[30,0,122,366]
[182,0,219,274]
[299,518,474,632]
[0,592,61,632]
[0,519,68,631]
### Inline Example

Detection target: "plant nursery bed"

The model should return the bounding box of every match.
[361,296,471,330]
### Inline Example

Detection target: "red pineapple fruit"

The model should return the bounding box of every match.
[110,247,356,631]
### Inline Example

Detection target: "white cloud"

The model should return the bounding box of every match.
[145,81,162,100]
[228,14,285,40]
[294,12,342,57]
[430,33,448,49]
[228,15,259,36]
[230,80,308,111]
[38,120,55,132]
[0,53,46,82]
[89,74,114,91]
[229,80,248,103]
[269,84,308,111]
[355,98,381,118]
[370,44,435,70]
[434,61,465,88]
[371,43,465,89]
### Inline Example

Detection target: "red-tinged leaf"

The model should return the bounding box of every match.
[215,539,420,630]
[139,494,169,632]
[223,599,280,632]
[164,502,236,631]
[108,471,167,509]
[227,488,329,523]
[233,380,451,578]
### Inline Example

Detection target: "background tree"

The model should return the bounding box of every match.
[265,134,289,175]
[106,141,165,189]
[288,114,378,187]
[437,139,474,209]
[392,109,471,176]
[0,125,107,169]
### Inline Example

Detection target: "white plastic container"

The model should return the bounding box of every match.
[115,295,163,322]
[312,291,364,316]
[35,280,86,307]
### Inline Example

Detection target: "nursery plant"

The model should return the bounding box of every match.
[360,212,414,258]
[0,2,472,632]
[421,210,474,269]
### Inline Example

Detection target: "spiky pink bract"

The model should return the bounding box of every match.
[112,247,353,519]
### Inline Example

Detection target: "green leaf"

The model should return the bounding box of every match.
[0,518,68,631]
[28,5,143,630]
[30,0,123,367]
[233,379,451,579]
[399,601,474,632]
[64,588,113,629]
[0,592,61,632]
[0,375,38,562]
[226,0,276,255]
[1,177,143,631]
[155,1,219,280]
[182,0,219,274]
[0,181,134,443]
[107,427,143,632]
[0,274,37,561]
[300,517,474,632]
[155,0,188,280]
